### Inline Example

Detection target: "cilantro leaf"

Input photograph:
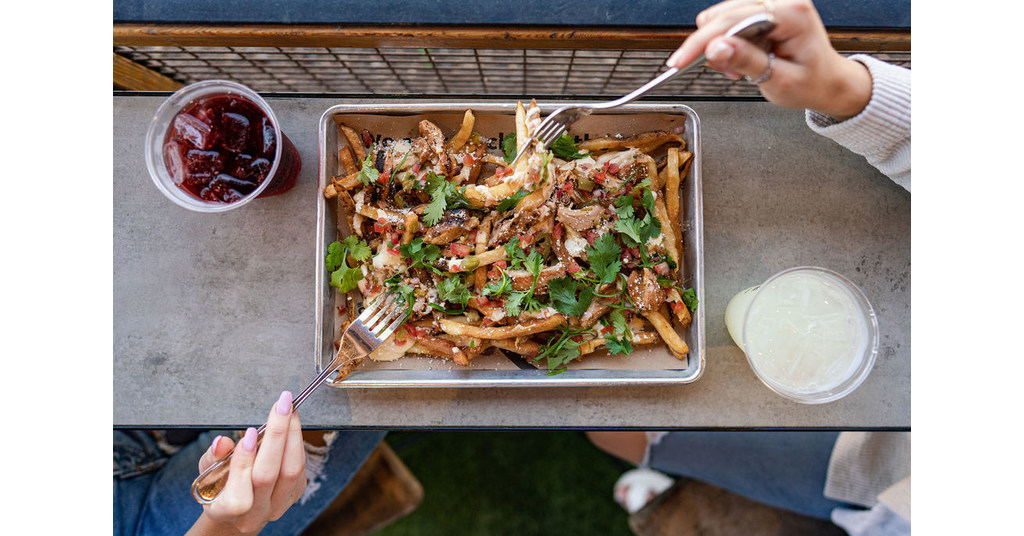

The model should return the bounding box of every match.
[549,134,589,160]
[681,288,699,312]
[604,334,633,355]
[505,251,546,317]
[343,235,372,261]
[548,276,595,316]
[535,325,588,375]
[602,310,634,355]
[614,194,635,220]
[325,241,347,272]
[385,274,416,309]
[399,237,441,273]
[356,154,379,186]
[614,218,644,246]
[437,275,470,307]
[423,172,449,226]
[504,290,528,317]
[524,250,544,276]
[641,187,656,214]
[483,272,512,298]
[329,264,363,293]
[612,183,663,247]
[422,171,471,227]
[586,233,622,285]
[497,187,527,212]
[608,310,632,339]
[326,237,372,293]
[504,237,528,270]
[502,133,517,163]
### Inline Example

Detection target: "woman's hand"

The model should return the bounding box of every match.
[667,0,872,121]
[187,391,307,536]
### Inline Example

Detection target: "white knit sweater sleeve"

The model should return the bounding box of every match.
[805,55,911,191]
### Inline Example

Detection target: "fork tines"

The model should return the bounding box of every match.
[357,290,408,342]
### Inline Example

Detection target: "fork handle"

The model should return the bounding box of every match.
[592,63,691,110]
[595,13,775,110]
[189,353,357,504]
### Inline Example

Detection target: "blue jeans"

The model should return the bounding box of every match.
[646,431,852,520]
[113,429,385,536]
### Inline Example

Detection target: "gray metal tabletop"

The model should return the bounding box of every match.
[113,94,909,429]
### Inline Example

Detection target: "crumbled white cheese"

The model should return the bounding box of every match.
[389,139,413,168]
[372,240,404,271]
[564,235,588,257]
[353,190,365,213]
[487,308,507,323]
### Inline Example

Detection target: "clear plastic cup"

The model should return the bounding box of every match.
[144,80,300,213]
[724,266,879,404]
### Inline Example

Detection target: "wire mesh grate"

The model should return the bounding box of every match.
[115,45,910,96]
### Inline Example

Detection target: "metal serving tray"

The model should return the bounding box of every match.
[315,100,704,388]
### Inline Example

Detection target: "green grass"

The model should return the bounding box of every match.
[378,431,633,536]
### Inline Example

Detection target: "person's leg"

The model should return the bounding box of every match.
[645,431,848,520]
[113,430,168,536]
[133,430,386,536]
[585,431,648,466]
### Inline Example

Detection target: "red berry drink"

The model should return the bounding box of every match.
[163,93,300,203]
[148,81,301,211]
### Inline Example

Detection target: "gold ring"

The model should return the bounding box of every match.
[759,0,776,23]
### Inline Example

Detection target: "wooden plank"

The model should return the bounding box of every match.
[113,24,910,52]
[113,52,183,91]
[630,480,847,536]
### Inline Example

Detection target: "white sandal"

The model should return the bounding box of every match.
[613,468,674,514]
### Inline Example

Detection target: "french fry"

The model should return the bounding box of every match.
[489,337,543,357]
[654,197,680,268]
[645,154,663,190]
[464,181,514,208]
[409,337,456,360]
[401,212,419,245]
[339,146,359,175]
[449,109,475,152]
[461,246,508,269]
[331,172,362,191]
[576,131,684,154]
[357,204,405,226]
[337,191,356,217]
[679,150,694,179]
[515,101,527,153]
[480,154,508,167]
[665,148,684,260]
[439,315,566,340]
[468,144,486,182]
[340,124,366,161]
[578,331,662,356]
[641,310,689,359]
[665,289,692,328]
[474,213,494,290]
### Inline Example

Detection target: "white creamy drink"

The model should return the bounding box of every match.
[725,268,876,401]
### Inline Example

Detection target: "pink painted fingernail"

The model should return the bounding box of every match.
[242,427,258,451]
[277,390,293,415]
[708,41,734,62]
[211,435,223,451]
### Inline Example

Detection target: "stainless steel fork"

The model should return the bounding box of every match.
[190,289,408,504]
[509,13,776,167]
